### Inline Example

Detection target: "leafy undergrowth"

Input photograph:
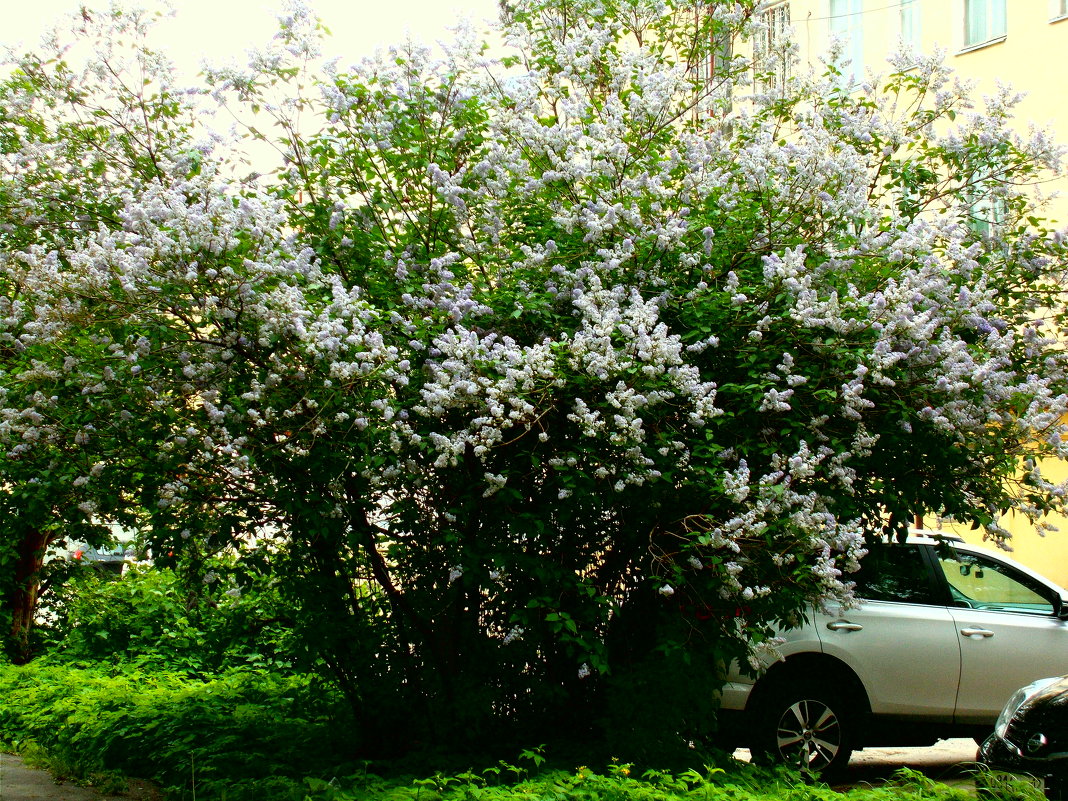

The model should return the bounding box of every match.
[298,765,982,801]
[0,659,355,799]
[0,660,1041,801]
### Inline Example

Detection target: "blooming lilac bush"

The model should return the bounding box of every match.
[3,0,1068,750]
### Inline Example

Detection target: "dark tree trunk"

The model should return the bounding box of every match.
[6,529,50,664]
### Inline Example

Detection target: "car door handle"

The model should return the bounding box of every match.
[960,627,995,638]
[826,621,863,632]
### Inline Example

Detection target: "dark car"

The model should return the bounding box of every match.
[979,675,1068,800]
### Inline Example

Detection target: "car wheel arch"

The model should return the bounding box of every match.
[743,653,874,771]
[746,652,872,719]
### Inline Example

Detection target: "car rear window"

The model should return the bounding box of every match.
[852,543,935,604]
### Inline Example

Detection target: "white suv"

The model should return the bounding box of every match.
[719,532,1068,773]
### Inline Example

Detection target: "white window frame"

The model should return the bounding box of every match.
[899,0,921,51]
[1051,0,1068,22]
[691,4,734,118]
[962,0,1006,50]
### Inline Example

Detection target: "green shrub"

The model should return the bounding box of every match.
[598,637,728,766]
[0,660,357,800]
[0,661,980,801]
[298,762,976,801]
[44,567,207,668]
[40,560,300,674]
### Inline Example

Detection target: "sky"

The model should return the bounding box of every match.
[3,0,502,76]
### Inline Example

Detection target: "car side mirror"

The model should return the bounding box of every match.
[1056,595,1068,620]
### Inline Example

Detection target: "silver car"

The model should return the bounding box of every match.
[718,532,1068,773]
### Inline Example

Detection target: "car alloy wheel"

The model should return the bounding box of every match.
[774,697,843,771]
[752,676,858,775]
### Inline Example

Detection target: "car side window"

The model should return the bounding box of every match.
[937,551,1055,615]
[852,544,935,604]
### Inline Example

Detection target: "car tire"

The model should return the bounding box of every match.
[751,678,856,775]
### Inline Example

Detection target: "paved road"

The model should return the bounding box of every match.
[1,753,104,801]
[732,738,979,789]
[0,753,161,801]
[842,738,979,788]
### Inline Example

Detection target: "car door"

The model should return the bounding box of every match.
[818,542,963,719]
[934,546,1068,725]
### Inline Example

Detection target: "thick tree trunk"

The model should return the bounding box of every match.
[6,529,49,664]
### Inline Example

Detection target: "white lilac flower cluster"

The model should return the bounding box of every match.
[2,0,1068,653]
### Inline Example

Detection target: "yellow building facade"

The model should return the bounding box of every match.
[751,0,1068,583]
[760,0,1068,212]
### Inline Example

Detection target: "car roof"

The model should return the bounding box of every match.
[890,529,964,545]
[904,529,1068,596]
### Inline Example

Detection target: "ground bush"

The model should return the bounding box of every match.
[0,658,1030,801]
[313,767,977,801]
[40,559,301,674]
[0,660,357,799]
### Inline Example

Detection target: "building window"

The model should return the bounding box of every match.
[829,0,864,84]
[690,4,734,116]
[900,0,920,50]
[964,0,1006,48]
[966,179,1007,238]
[1052,0,1068,21]
[754,2,791,95]
[692,7,733,87]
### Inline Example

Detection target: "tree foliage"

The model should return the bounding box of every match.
[2,0,1067,751]
[0,5,200,659]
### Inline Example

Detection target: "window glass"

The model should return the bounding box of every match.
[690,4,734,117]
[693,7,727,83]
[964,0,1006,47]
[937,550,1055,615]
[829,0,864,84]
[852,544,933,604]
[900,0,920,50]
[967,187,1007,237]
